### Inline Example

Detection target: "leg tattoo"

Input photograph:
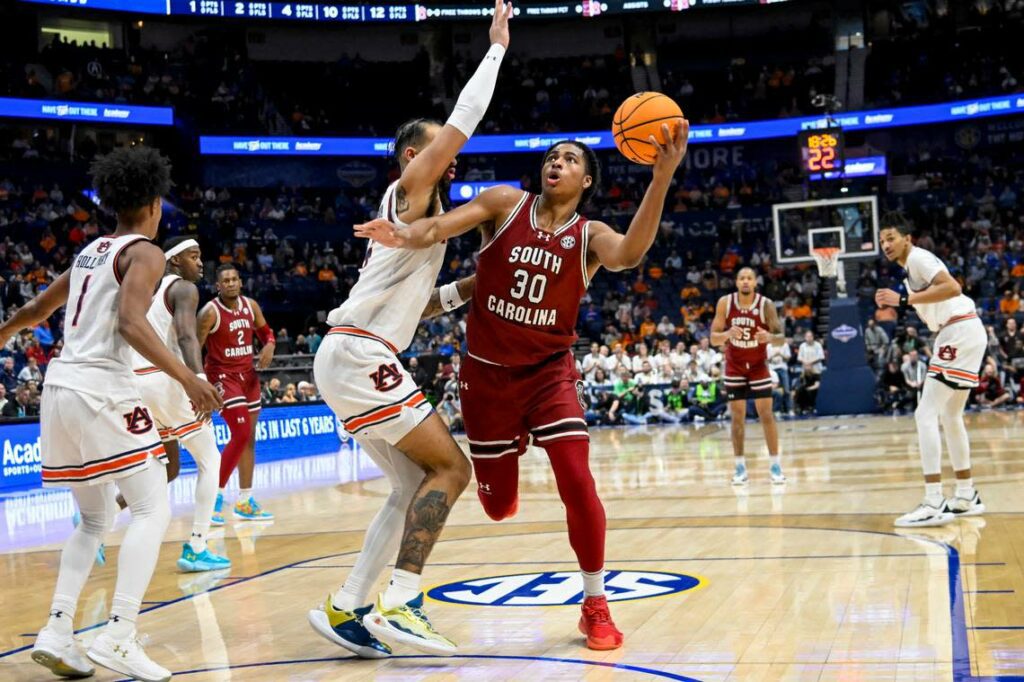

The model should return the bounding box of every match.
[395,489,451,573]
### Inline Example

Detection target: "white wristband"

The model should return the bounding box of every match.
[197,373,207,381]
[446,43,505,138]
[439,282,466,312]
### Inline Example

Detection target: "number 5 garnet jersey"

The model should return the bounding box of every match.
[467,191,591,367]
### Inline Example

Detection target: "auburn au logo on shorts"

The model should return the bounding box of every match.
[123,406,154,435]
[428,570,703,607]
[369,363,404,392]
[938,344,958,361]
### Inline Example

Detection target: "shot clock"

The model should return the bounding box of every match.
[798,128,845,176]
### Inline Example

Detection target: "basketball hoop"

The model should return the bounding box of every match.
[811,247,840,278]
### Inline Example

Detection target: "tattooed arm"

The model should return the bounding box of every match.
[421,275,476,320]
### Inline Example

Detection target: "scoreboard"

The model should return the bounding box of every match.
[19,0,791,23]
[797,128,844,176]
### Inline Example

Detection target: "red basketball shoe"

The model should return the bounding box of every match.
[578,595,623,650]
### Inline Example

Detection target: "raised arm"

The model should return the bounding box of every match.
[355,184,522,249]
[0,270,70,347]
[587,120,689,272]
[396,0,510,216]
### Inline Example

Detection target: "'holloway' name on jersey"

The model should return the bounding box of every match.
[468,192,590,367]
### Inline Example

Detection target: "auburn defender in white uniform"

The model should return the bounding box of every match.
[876,212,985,527]
[129,237,231,572]
[307,0,510,658]
[0,147,221,681]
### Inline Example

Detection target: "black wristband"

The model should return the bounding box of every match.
[898,293,909,311]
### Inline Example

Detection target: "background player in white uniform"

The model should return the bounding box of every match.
[0,147,221,681]
[876,212,986,528]
[307,0,510,658]
[128,236,231,572]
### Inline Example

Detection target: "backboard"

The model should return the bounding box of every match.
[772,195,880,265]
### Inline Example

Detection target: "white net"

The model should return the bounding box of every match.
[811,248,840,278]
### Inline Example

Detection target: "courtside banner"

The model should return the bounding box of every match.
[0,97,174,126]
[199,94,1024,156]
[0,402,340,491]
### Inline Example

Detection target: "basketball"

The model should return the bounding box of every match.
[612,92,684,165]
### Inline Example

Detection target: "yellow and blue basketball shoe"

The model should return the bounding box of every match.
[211,493,225,526]
[234,496,274,521]
[363,593,457,656]
[307,595,392,659]
[176,543,231,572]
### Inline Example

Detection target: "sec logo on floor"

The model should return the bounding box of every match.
[427,570,704,607]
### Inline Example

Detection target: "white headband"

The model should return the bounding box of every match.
[165,239,199,261]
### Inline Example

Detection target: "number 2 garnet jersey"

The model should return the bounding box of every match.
[467,191,591,367]
[723,292,771,370]
[202,295,257,375]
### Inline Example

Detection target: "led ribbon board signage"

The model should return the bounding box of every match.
[199,94,1024,156]
[0,97,174,126]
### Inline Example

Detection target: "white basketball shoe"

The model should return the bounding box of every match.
[894,500,955,528]
[31,625,94,678]
[88,629,171,682]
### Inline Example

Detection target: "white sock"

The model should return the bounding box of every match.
[382,568,421,609]
[46,599,76,636]
[187,429,220,554]
[582,569,605,598]
[190,533,207,554]
[217,487,225,498]
[956,478,975,498]
[105,615,135,640]
[768,455,780,467]
[238,488,252,502]
[734,457,746,470]
[924,482,944,506]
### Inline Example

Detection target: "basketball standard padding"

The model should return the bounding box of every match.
[612,92,684,165]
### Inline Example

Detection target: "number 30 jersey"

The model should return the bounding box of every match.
[467,191,590,367]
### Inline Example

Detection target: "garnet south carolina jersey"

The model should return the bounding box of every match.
[467,191,590,366]
[45,234,151,399]
[723,292,770,369]
[202,295,257,374]
[130,274,183,371]
[903,246,976,332]
[327,180,447,351]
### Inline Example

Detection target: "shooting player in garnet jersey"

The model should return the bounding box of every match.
[356,120,690,650]
[710,266,787,486]
[197,264,276,523]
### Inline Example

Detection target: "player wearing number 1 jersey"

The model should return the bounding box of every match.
[710,267,787,486]
[0,147,221,681]
[198,264,276,523]
[357,120,690,650]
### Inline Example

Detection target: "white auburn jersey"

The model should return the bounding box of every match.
[130,274,183,370]
[326,180,446,352]
[45,234,150,398]
[903,245,976,332]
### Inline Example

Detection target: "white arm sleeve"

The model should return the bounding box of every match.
[446,43,506,138]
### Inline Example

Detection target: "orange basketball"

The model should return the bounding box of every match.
[612,92,684,165]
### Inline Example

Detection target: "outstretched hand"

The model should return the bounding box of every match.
[354,219,407,248]
[651,119,690,179]
[489,0,512,49]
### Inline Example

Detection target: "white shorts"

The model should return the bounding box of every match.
[133,368,203,442]
[313,328,432,446]
[40,385,166,488]
[928,315,985,388]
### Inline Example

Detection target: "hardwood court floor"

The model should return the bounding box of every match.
[4,412,1024,681]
